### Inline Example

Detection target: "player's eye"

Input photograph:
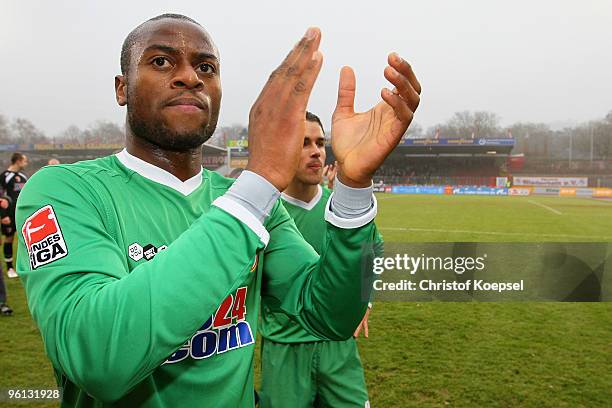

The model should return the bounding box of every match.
[198,63,216,74]
[151,57,171,68]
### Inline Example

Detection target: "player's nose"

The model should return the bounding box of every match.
[172,64,204,90]
[309,143,321,157]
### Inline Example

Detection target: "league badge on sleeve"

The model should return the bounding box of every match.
[22,205,68,269]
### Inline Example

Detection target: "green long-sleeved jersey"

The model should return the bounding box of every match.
[260,185,383,343]
[16,151,378,407]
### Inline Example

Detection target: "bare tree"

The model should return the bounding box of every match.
[82,121,124,144]
[0,114,12,143]
[11,118,49,143]
[55,125,84,143]
[508,115,611,161]
[429,111,501,138]
[507,122,552,156]
[591,115,611,160]
[402,122,423,139]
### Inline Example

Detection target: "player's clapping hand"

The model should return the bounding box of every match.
[1,217,10,225]
[322,161,337,189]
[353,308,371,338]
[332,53,421,187]
[0,198,9,209]
[247,28,324,191]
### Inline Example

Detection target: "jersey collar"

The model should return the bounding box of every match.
[281,184,322,210]
[115,149,203,196]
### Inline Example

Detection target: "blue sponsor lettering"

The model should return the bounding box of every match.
[163,287,253,364]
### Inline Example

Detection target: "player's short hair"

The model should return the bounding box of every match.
[11,152,25,164]
[305,111,325,135]
[120,14,203,75]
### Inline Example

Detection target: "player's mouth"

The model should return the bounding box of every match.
[307,161,322,171]
[165,97,206,113]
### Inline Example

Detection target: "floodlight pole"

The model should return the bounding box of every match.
[590,123,594,167]
[569,131,572,167]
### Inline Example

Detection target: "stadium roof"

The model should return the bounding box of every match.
[0,142,226,154]
[325,137,515,158]
[392,137,514,156]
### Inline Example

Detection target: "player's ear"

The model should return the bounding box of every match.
[115,75,127,106]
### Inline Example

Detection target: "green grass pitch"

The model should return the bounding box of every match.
[1,194,611,407]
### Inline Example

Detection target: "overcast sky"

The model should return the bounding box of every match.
[2,0,612,136]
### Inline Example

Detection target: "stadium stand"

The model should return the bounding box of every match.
[327,137,515,187]
[325,137,611,189]
[0,143,227,175]
[4,137,608,192]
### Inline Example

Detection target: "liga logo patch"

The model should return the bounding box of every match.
[22,205,68,269]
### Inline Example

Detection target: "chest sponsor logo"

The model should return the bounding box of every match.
[164,286,254,364]
[22,205,68,269]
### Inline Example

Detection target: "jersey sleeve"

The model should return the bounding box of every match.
[0,194,11,217]
[261,200,377,341]
[16,167,265,402]
[369,226,385,306]
[0,172,6,195]
[374,226,384,257]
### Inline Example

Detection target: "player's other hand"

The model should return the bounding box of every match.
[246,28,324,191]
[1,216,10,225]
[332,53,421,187]
[322,161,337,189]
[353,307,371,338]
[0,198,8,209]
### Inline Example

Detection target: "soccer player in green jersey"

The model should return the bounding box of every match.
[16,14,421,407]
[260,111,383,407]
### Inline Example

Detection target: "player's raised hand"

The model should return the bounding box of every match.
[332,53,421,187]
[247,28,324,191]
[322,161,338,189]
